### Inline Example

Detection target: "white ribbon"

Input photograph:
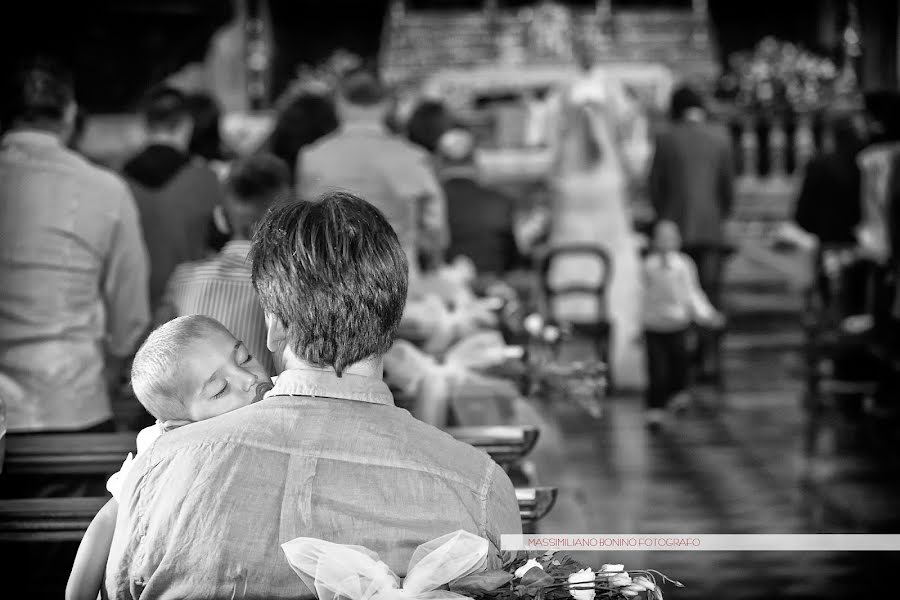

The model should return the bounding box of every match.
[282,530,489,600]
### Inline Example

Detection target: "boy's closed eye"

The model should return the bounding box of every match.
[210,346,255,399]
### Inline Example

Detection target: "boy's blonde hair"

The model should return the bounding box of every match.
[131,315,228,421]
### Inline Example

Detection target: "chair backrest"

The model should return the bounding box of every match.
[538,244,614,318]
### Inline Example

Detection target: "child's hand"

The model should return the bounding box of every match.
[703,311,726,330]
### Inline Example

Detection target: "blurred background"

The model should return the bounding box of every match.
[3,1,900,599]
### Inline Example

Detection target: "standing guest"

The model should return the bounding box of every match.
[157,153,289,376]
[105,192,521,597]
[643,221,723,430]
[648,84,735,382]
[123,85,222,310]
[265,90,338,182]
[298,69,448,281]
[794,112,867,316]
[437,128,519,275]
[0,60,150,432]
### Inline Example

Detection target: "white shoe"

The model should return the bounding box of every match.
[670,392,691,415]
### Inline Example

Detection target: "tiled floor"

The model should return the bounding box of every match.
[515,289,900,599]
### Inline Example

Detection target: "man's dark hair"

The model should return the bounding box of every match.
[337,68,386,107]
[669,84,706,121]
[1,58,74,128]
[407,99,452,153]
[227,153,290,207]
[250,192,408,375]
[141,85,190,130]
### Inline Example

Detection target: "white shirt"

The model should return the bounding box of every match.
[642,251,716,332]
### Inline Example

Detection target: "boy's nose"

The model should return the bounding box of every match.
[240,371,258,390]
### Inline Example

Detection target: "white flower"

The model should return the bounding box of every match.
[567,568,595,600]
[523,313,544,336]
[514,558,543,579]
[598,565,631,588]
[631,577,656,592]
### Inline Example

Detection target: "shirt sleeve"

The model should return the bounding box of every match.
[717,137,736,219]
[417,164,450,254]
[681,254,717,322]
[104,183,151,357]
[484,462,522,564]
[648,133,669,220]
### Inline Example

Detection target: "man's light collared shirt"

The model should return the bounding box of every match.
[106,368,521,599]
[0,130,150,431]
[297,120,448,279]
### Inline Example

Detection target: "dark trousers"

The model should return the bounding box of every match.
[683,245,724,376]
[645,329,690,410]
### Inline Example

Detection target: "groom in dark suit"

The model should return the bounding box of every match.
[649,85,735,382]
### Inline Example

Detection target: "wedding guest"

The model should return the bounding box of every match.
[437,128,519,275]
[297,68,448,281]
[105,192,521,597]
[123,85,222,310]
[0,59,150,432]
[265,90,338,182]
[68,315,273,600]
[642,221,723,430]
[794,112,867,316]
[649,84,735,382]
[157,153,290,376]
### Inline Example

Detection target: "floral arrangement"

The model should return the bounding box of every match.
[275,49,364,107]
[282,530,681,600]
[452,550,683,600]
[718,36,855,112]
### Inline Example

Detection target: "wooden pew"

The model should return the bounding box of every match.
[0,496,106,542]
[2,432,136,476]
[516,486,558,534]
[0,487,558,541]
[2,427,539,483]
[445,426,540,468]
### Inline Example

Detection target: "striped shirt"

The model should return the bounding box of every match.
[159,240,274,375]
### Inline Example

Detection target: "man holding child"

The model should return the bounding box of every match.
[104,191,521,598]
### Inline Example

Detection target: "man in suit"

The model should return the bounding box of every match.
[648,85,735,382]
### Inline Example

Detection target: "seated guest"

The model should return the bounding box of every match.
[68,315,273,600]
[123,85,222,310]
[0,59,150,432]
[437,128,519,275]
[157,153,289,375]
[105,192,521,597]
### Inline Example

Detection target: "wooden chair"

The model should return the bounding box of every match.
[538,244,614,387]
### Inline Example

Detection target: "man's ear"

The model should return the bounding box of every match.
[265,312,287,353]
[213,204,231,235]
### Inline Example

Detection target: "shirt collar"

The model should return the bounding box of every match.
[340,119,388,136]
[266,368,395,406]
[220,240,252,259]
[2,129,63,147]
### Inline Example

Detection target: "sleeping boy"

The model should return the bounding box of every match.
[66,315,273,600]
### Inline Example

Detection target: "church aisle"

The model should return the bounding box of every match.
[520,323,900,599]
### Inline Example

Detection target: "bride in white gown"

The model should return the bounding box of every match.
[544,75,646,389]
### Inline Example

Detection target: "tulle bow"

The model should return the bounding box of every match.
[282,530,488,600]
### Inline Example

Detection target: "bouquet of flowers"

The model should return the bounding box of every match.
[282,531,681,600]
[466,550,683,600]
